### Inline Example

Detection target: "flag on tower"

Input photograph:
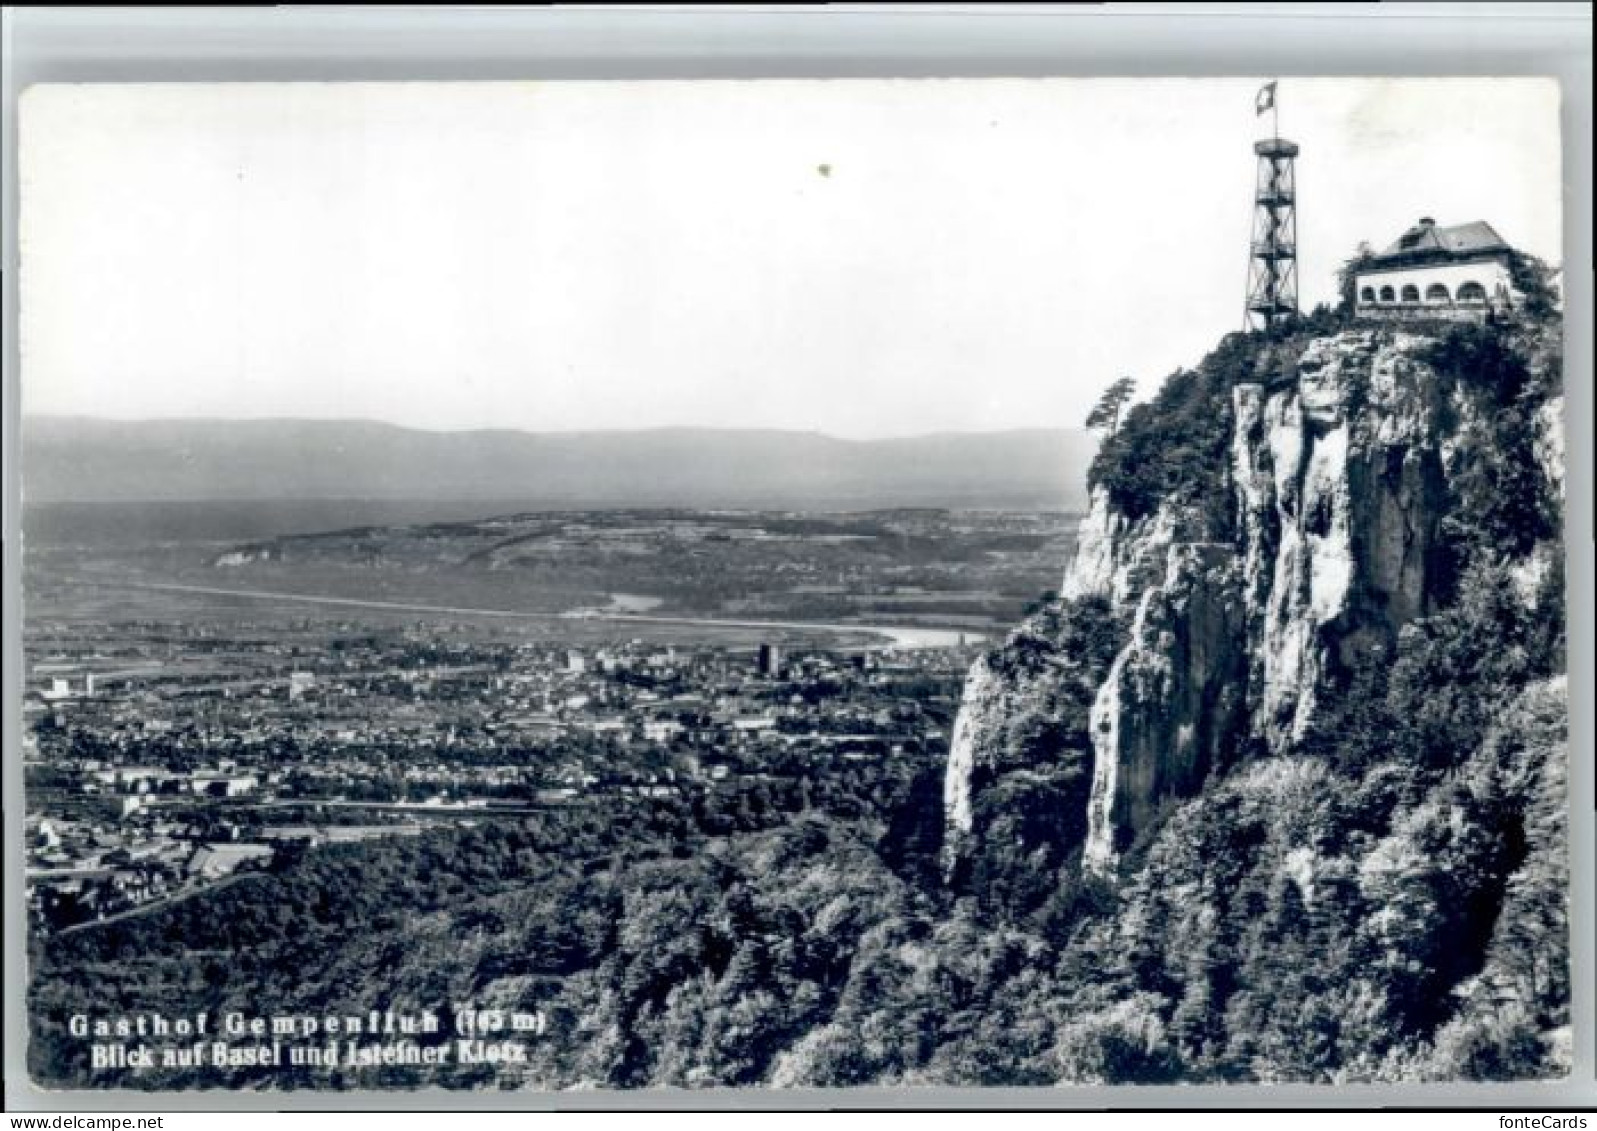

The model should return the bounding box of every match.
[1256,81,1277,115]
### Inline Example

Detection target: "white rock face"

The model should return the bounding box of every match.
[1081,614,1133,872]
[1231,384,1274,616]
[949,327,1497,876]
[1241,373,1347,747]
[943,657,1000,837]
[1060,486,1120,603]
[1061,486,1178,615]
[1235,331,1444,751]
[1082,540,1243,871]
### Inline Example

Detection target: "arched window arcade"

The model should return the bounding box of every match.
[1425,283,1451,304]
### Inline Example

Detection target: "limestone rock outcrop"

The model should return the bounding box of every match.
[944,325,1556,874]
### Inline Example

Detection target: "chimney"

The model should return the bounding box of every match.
[1418,217,1436,227]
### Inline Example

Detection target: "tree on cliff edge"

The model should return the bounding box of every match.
[1086,377,1138,437]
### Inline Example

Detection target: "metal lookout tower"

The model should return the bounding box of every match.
[1244,81,1299,332]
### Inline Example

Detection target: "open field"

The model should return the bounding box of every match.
[25,503,1079,640]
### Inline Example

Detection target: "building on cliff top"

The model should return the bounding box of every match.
[1353,217,1518,318]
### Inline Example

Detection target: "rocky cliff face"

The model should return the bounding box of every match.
[1081,539,1247,871]
[944,324,1556,875]
[1233,331,1447,756]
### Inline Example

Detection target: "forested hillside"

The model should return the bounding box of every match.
[30,303,1568,1088]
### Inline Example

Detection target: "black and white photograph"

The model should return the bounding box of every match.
[14,72,1571,1093]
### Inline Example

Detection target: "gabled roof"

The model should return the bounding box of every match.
[1373,218,1510,262]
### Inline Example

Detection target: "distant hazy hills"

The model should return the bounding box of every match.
[23,417,1095,511]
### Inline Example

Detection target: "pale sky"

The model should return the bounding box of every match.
[20,78,1563,438]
